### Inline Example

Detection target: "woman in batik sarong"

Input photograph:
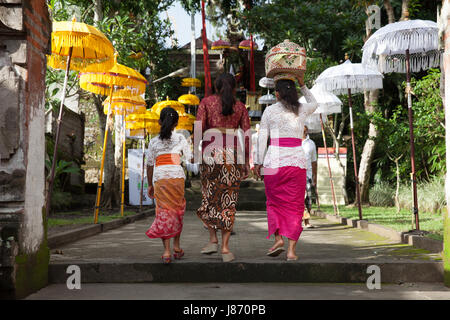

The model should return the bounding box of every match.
[196,73,251,262]
[253,76,317,261]
[145,107,192,264]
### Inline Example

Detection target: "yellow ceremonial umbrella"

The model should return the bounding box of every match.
[102,95,147,216]
[151,97,185,115]
[178,93,200,106]
[45,17,115,217]
[79,54,147,223]
[181,77,201,88]
[125,111,159,210]
[102,94,147,116]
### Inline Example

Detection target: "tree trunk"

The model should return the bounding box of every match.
[400,0,410,20]
[113,115,123,207]
[93,95,119,210]
[91,0,119,210]
[359,90,379,204]
[384,0,396,23]
[358,5,384,205]
[93,0,103,22]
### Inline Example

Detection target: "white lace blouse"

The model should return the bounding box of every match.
[146,132,192,183]
[255,86,318,169]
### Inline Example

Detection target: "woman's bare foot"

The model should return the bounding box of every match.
[269,239,284,251]
[286,252,298,261]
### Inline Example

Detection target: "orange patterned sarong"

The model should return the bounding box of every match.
[145,178,186,240]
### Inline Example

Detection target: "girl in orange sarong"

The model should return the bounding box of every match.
[145,107,192,264]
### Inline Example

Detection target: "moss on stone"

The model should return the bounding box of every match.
[444,212,450,287]
[14,207,49,299]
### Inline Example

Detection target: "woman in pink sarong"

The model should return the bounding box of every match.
[253,76,317,261]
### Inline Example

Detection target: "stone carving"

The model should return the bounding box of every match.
[0,61,20,160]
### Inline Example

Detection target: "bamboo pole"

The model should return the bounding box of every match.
[94,87,114,224]
[121,114,126,217]
[319,114,338,215]
[348,88,363,220]
[405,49,420,230]
[45,47,73,217]
[140,132,146,211]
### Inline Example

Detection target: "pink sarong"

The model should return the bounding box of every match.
[264,138,307,241]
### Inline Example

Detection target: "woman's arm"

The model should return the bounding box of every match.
[146,165,154,198]
[297,76,318,115]
[145,141,155,198]
[239,103,251,166]
[196,99,208,132]
[300,85,318,115]
[253,108,269,179]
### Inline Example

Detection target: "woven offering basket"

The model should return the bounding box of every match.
[265,39,307,81]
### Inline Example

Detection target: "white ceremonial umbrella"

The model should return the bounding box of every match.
[258,93,277,105]
[259,77,275,89]
[300,84,343,215]
[315,59,384,220]
[362,19,440,231]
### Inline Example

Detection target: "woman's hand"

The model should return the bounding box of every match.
[253,164,263,181]
[147,185,154,199]
[297,75,305,87]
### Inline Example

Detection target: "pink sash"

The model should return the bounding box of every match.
[270,138,302,147]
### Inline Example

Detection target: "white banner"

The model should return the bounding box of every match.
[128,149,153,206]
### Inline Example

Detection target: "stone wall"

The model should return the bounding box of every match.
[0,0,51,299]
[46,106,86,191]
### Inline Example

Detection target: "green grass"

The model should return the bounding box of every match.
[319,205,444,241]
[48,211,136,227]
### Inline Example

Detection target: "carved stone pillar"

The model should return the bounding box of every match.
[0,0,51,299]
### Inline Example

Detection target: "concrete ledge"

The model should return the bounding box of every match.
[404,235,443,253]
[48,260,444,284]
[48,209,155,249]
[312,210,443,253]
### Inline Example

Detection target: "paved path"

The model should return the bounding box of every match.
[50,211,441,264]
[27,282,450,300]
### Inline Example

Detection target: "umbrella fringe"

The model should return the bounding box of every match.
[376,50,441,73]
[51,32,114,59]
[317,76,384,95]
[47,54,113,72]
[362,24,441,73]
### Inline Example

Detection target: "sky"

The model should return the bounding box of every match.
[161,1,221,48]
[161,1,264,49]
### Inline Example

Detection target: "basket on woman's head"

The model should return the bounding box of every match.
[265,39,307,82]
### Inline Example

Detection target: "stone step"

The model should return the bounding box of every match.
[48,260,443,284]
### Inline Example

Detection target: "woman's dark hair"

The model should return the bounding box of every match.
[159,107,179,140]
[275,79,300,115]
[215,73,236,116]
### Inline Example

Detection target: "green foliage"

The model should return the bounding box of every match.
[369,181,395,207]
[244,0,366,61]
[398,175,446,215]
[371,69,445,184]
[321,203,444,241]
[47,0,180,106]
[45,158,81,190]
[410,69,445,177]
[50,190,73,211]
